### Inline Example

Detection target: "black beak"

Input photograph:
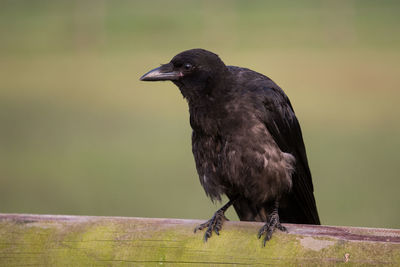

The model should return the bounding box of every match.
[140,64,182,81]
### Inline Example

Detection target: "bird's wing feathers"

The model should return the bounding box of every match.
[261,87,320,224]
[228,66,320,224]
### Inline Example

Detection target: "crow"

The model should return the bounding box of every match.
[140,48,320,246]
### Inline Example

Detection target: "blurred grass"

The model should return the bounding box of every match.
[0,0,399,228]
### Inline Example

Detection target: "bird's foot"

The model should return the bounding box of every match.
[257,212,287,246]
[194,209,229,242]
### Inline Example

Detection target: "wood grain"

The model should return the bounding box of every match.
[0,213,399,266]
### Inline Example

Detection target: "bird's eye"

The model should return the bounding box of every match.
[184,63,193,70]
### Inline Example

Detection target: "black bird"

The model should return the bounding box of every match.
[140,49,320,245]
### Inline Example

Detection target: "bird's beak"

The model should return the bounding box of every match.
[140,64,182,81]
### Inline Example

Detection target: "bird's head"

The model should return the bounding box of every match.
[140,49,228,101]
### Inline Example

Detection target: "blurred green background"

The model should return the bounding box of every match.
[0,0,399,228]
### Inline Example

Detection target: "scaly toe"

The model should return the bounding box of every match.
[277,223,287,232]
[262,227,274,246]
[194,221,210,233]
[257,224,269,239]
[195,212,228,242]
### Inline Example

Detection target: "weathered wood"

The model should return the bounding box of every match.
[0,213,399,266]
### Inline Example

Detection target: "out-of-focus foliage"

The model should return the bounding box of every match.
[0,0,399,228]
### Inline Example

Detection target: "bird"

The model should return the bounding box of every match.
[140,48,320,246]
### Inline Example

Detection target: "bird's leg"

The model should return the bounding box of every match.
[194,199,235,242]
[257,200,287,246]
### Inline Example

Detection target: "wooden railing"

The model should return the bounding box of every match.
[1,213,399,266]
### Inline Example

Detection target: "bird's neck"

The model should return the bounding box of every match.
[188,103,224,135]
[179,71,231,106]
[186,85,232,136]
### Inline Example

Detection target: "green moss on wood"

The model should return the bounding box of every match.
[0,214,399,266]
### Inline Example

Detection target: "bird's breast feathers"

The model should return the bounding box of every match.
[192,117,295,203]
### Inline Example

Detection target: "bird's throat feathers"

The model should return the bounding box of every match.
[174,67,230,106]
[177,72,232,135]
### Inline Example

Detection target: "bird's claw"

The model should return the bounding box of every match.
[276,223,287,232]
[258,214,287,246]
[194,210,228,242]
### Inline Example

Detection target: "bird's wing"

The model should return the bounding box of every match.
[227,66,320,224]
[260,85,320,224]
